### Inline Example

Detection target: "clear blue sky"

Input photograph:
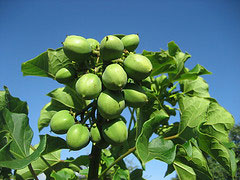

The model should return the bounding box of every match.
[0,0,240,179]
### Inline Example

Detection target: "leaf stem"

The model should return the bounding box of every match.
[99,146,136,178]
[28,163,39,180]
[164,134,179,140]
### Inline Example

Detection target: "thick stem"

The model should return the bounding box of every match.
[28,163,39,180]
[99,146,136,178]
[88,144,101,180]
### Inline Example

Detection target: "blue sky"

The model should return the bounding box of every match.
[0,0,240,179]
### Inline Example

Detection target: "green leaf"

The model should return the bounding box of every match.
[142,50,176,76]
[177,141,212,180]
[17,147,61,179]
[180,77,210,97]
[136,110,176,165]
[199,98,235,143]
[0,109,47,169]
[168,41,181,56]
[113,168,130,180]
[47,86,86,112]
[173,160,196,180]
[197,132,237,177]
[130,169,145,180]
[21,48,71,79]
[41,135,68,155]
[176,64,212,81]
[50,169,76,180]
[38,99,69,132]
[0,86,28,114]
[178,95,210,140]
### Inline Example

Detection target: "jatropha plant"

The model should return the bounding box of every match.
[0,33,237,180]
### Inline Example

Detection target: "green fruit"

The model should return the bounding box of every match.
[75,73,102,100]
[97,89,125,119]
[102,64,127,90]
[121,34,139,52]
[63,35,91,62]
[66,124,90,150]
[55,67,75,84]
[87,38,100,50]
[100,35,124,61]
[102,118,128,146]
[124,54,152,81]
[90,124,101,143]
[50,110,75,134]
[123,83,148,108]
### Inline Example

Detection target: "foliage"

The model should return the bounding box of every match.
[0,34,237,180]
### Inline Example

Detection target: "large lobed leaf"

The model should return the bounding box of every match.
[0,108,46,169]
[21,48,71,79]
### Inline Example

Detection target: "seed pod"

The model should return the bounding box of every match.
[100,35,124,61]
[66,124,90,150]
[75,73,102,100]
[97,89,125,119]
[124,54,152,81]
[102,64,127,90]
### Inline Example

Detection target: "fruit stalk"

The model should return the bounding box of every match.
[88,144,102,180]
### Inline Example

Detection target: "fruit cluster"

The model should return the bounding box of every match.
[50,34,153,150]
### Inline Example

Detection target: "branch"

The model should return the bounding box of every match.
[88,144,102,180]
[28,163,39,180]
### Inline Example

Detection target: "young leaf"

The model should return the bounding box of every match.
[113,168,130,180]
[47,86,86,112]
[180,77,210,97]
[21,48,71,79]
[176,64,212,81]
[136,110,176,165]
[0,86,28,114]
[142,50,176,76]
[0,109,47,169]
[168,41,181,56]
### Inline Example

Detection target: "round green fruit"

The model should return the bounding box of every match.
[102,64,127,90]
[102,118,128,146]
[100,35,124,61]
[55,67,75,84]
[50,110,75,134]
[90,124,101,143]
[97,89,125,120]
[66,124,90,150]
[124,54,152,81]
[63,35,91,62]
[123,83,148,108]
[75,73,102,100]
[87,38,100,50]
[121,34,139,52]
